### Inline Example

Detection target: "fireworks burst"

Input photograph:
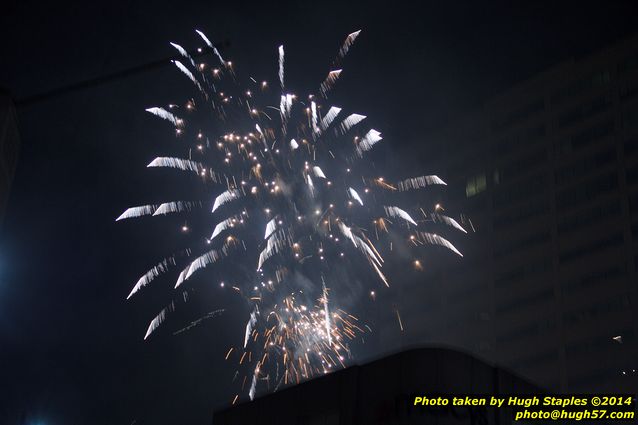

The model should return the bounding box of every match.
[117,29,465,402]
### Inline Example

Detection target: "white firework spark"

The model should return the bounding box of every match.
[398,175,447,191]
[148,157,203,173]
[319,106,341,133]
[212,189,242,213]
[127,256,176,299]
[338,113,366,135]
[384,206,417,226]
[355,129,383,156]
[339,30,361,58]
[154,201,200,216]
[116,205,157,221]
[170,42,197,68]
[145,107,182,126]
[173,60,207,97]
[278,45,285,89]
[320,69,342,97]
[348,187,364,206]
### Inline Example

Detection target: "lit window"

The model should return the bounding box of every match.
[466,173,487,197]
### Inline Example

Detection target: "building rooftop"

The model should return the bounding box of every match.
[213,347,542,425]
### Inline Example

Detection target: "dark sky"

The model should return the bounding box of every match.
[1,1,637,424]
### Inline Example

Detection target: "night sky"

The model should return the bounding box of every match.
[1,1,637,424]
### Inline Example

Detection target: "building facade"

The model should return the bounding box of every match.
[387,34,638,394]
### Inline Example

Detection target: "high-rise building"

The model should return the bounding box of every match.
[0,89,20,228]
[386,33,638,393]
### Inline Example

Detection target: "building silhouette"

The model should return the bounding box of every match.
[213,347,541,425]
[389,33,638,394]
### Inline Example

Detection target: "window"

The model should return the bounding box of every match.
[557,200,621,235]
[493,230,551,259]
[626,164,638,185]
[618,52,638,74]
[495,319,556,344]
[554,146,616,185]
[493,199,550,229]
[563,295,632,327]
[494,256,552,287]
[555,172,618,211]
[622,103,638,131]
[493,174,546,207]
[495,287,554,315]
[500,148,548,182]
[629,191,638,214]
[445,309,490,330]
[557,96,612,128]
[491,99,545,132]
[624,136,638,156]
[465,173,487,197]
[571,120,614,148]
[558,232,623,264]
[620,84,638,102]
[554,119,614,157]
[562,263,626,295]
[448,284,488,306]
[493,124,546,157]
[550,70,611,105]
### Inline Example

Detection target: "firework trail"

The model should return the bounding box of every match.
[118,29,464,402]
